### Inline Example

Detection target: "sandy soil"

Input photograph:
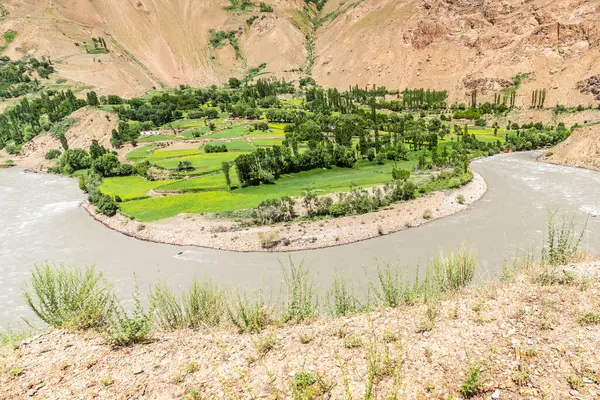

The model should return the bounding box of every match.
[1,262,599,399]
[0,107,117,170]
[84,171,486,252]
[539,124,600,172]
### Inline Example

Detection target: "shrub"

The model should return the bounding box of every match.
[23,264,115,330]
[95,194,118,216]
[258,230,280,249]
[255,334,276,356]
[422,209,433,220]
[458,364,483,398]
[182,279,225,328]
[457,194,465,204]
[177,160,194,171]
[392,168,411,181]
[329,201,351,217]
[343,334,363,348]
[151,278,225,330]
[228,290,270,333]
[259,2,273,12]
[328,273,359,316]
[45,149,62,160]
[578,312,600,326]
[251,196,295,225]
[106,283,152,346]
[204,143,227,153]
[541,211,586,267]
[372,264,403,308]
[1,326,33,348]
[291,371,332,399]
[3,140,20,154]
[281,260,318,323]
[420,245,477,299]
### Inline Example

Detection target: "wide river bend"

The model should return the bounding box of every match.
[1,151,599,327]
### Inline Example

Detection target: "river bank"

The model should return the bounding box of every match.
[1,261,599,399]
[83,171,487,252]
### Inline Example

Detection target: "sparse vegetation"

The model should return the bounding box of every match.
[254,333,276,356]
[458,364,483,398]
[343,334,363,348]
[23,264,115,330]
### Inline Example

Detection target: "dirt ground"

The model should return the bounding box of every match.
[0,107,117,170]
[540,124,600,172]
[1,261,599,399]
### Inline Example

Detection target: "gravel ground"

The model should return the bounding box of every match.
[85,171,487,252]
[1,262,599,399]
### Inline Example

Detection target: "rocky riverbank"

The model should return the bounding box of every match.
[84,171,487,252]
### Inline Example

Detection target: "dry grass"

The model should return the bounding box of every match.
[2,263,599,399]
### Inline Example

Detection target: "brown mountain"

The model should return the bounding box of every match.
[1,0,599,105]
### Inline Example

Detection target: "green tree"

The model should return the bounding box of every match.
[228,77,241,89]
[222,161,232,189]
[89,139,107,159]
[392,168,411,181]
[86,91,99,107]
[92,153,120,177]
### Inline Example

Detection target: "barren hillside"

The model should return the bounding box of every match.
[1,107,117,169]
[542,124,600,171]
[0,0,599,101]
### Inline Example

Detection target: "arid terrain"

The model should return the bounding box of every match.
[1,261,599,399]
[542,124,600,171]
[1,0,599,104]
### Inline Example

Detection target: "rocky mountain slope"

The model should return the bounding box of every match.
[1,0,599,103]
[542,124,600,172]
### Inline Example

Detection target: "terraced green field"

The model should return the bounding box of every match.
[138,134,181,142]
[149,148,204,160]
[203,125,248,139]
[126,145,157,160]
[154,172,235,193]
[180,127,209,138]
[221,140,255,151]
[251,138,284,147]
[153,152,243,173]
[118,158,418,221]
[99,176,177,201]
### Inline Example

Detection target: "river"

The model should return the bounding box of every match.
[1,151,599,328]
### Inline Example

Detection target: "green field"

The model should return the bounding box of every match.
[138,134,181,142]
[118,158,418,221]
[149,148,204,160]
[203,125,248,139]
[126,145,157,160]
[251,138,284,147]
[165,119,205,129]
[180,127,209,138]
[154,172,235,193]
[99,176,177,201]
[109,116,496,222]
[153,152,243,173]
[222,140,255,151]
